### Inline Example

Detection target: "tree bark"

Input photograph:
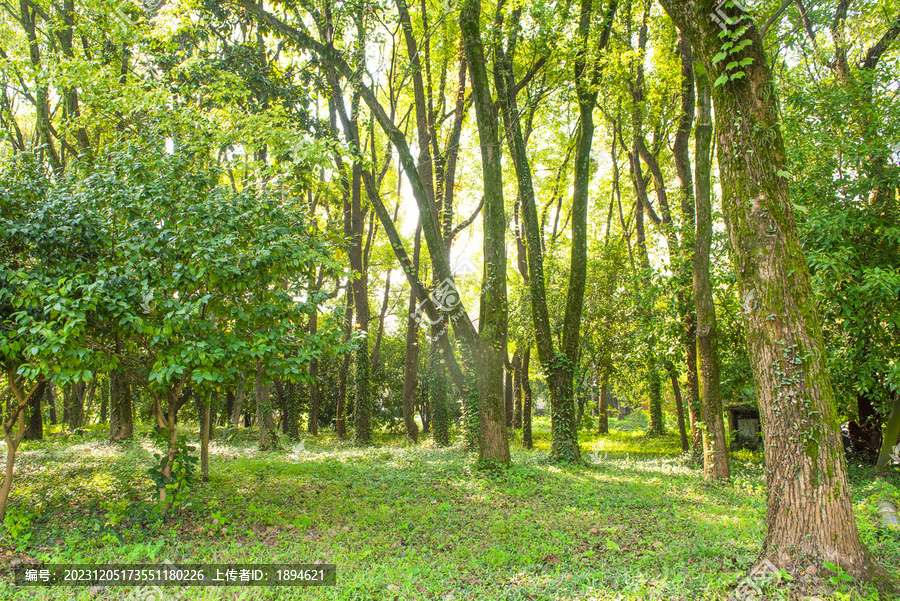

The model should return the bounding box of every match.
[876,394,900,468]
[522,349,533,449]
[255,362,277,450]
[512,350,523,430]
[99,376,108,424]
[228,370,247,436]
[693,65,730,479]
[109,370,133,441]
[429,336,451,446]
[308,309,322,435]
[23,381,44,441]
[658,0,889,583]
[273,377,290,436]
[47,383,56,425]
[459,0,510,467]
[350,163,373,446]
[599,376,609,434]
[665,362,689,452]
[201,396,211,482]
[336,281,353,438]
[401,228,422,444]
[68,382,85,431]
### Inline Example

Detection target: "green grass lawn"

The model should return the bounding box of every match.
[2,413,898,600]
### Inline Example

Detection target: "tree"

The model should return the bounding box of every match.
[656,0,894,585]
[495,0,617,462]
[239,0,511,467]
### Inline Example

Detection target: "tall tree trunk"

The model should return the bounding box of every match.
[429,338,451,446]
[659,0,890,584]
[666,362,689,452]
[99,376,108,424]
[62,385,70,425]
[47,383,56,425]
[459,0,510,468]
[401,230,422,444]
[274,377,290,436]
[22,381,44,441]
[505,365,514,430]
[333,277,354,439]
[876,394,900,468]
[629,5,664,439]
[522,349,533,449]
[228,370,247,435]
[308,309,322,434]
[255,362,277,450]
[512,350,523,430]
[672,31,705,460]
[599,375,609,434]
[351,165,372,446]
[693,65,730,480]
[68,382,85,431]
[109,370,133,441]
[201,395,211,482]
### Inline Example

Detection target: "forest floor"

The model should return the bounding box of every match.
[1,411,898,600]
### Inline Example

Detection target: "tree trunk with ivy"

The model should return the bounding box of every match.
[459,0,510,468]
[658,0,891,585]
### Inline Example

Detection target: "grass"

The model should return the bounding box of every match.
[1,412,898,600]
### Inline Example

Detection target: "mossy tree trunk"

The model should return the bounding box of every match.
[658,0,889,583]
[492,0,615,463]
[521,349,533,450]
[692,65,730,480]
[459,0,510,468]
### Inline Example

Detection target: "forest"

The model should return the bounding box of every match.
[0,0,898,599]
